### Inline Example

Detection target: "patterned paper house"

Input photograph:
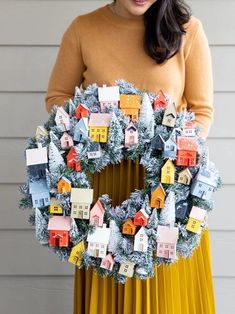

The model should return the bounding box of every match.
[125,122,138,147]
[150,183,166,208]
[68,241,85,266]
[50,197,63,214]
[122,219,136,235]
[48,216,71,247]
[100,253,115,271]
[182,121,196,137]
[87,225,111,258]
[55,107,70,132]
[175,200,188,220]
[98,84,120,112]
[178,168,192,185]
[57,177,72,194]
[176,136,198,166]
[90,199,105,227]
[119,261,135,277]
[66,147,81,171]
[120,94,141,121]
[75,103,89,119]
[186,206,207,233]
[74,118,89,142]
[70,188,94,219]
[87,142,102,159]
[134,227,148,252]
[161,159,175,184]
[134,208,149,226]
[163,136,177,159]
[151,133,165,151]
[26,144,48,180]
[60,132,74,149]
[88,113,112,143]
[156,225,179,259]
[29,179,50,208]
[190,167,218,200]
[153,90,168,111]
[35,126,48,139]
[162,102,177,127]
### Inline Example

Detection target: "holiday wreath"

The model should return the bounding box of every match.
[19,80,222,283]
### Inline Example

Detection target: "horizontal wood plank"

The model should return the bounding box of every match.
[213,277,235,314]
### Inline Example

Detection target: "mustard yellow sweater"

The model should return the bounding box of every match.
[45,3,214,138]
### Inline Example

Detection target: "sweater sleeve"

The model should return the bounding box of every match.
[44,17,85,113]
[184,19,214,139]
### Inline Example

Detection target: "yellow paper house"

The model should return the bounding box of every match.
[120,94,141,121]
[161,159,175,184]
[186,206,207,234]
[88,113,112,143]
[68,241,85,266]
[49,197,63,214]
[35,126,48,139]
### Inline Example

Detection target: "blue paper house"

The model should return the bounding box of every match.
[29,179,50,208]
[74,118,88,142]
[175,200,188,220]
[151,133,165,151]
[26,145,48,180]
[163,137,177,159]
[87,142,102,159]
[190,167,217,200]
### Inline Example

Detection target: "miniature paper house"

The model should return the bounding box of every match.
[50,197,63,214]
[26,145,48,179]
[66,147,81,171]
[55,107,70,132]
[161,159,175,184]
[176,136,198,166]
[151,133,165,151]
[119,261,135,277]
[70,188,94,219]
[122,219,136,235]
[153,90,168,111]
[57,177,72,194]
[88,113,112,143]
[98,84,120,112]
[29,179,50,209]
[163,136,177,159]
[182,121,196,137]
[150,183,166,208]
[190,167,217,200]
[162,103,177,127]
[186,206,207,233]
[90,199,105,227]
[87,142,102,159]
[125,122,138,147]
[74,118,89,142]
[120,94,141,121]
[178,168,192,185]
[134,227,148,252]
[156,225,179,259]
[87,225,111,258]
[75,103,89,119]
[48,216,71,247]
[134,208,149,226]
[35,126,48,139]
[100,253,115,271]
[60,132,74,149]
[68,241,85,266]
[175,200,188,220]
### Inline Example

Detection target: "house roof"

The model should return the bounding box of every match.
[58,176,71,185]
[48,216,71,231]
[55,107,69,120]
[102,253,114,263]
[98,85,120,102]
[26,146,48,166]
[136,208,150,219]
[164,103,176,117]
[61,132,73,140]
[75,118,88,132]
[162,159,175,171]
[50,197,62,205]
[29,179,49,194]
[178,168,192,178]
[76,103,89,111]
[177,136,198,151]
[123,218,135,228]
[36,126,48,136]
[126,121,137,132]
[157,225,179,243]
[189,206,207,221]
[88,113,112,127]
[135,226,147,237]
[120,94,141,109]
[87,226,111,244]
[90,199,105,215]
[195,167,218,187]
[70,188,93,203]
[151,183,166,195]
[184,121,196,129]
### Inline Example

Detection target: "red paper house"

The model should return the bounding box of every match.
[153,90,167,110]
[176,136,198,166]
[66,147,81,171]
[48,216,71,247]
[75,104,89,119]
[134,209,149,226]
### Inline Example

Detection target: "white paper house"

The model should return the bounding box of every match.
[55,107,70,132]
[87,225,111,258]
[98,85,120,112]
[26,146,48,166]
[70,188,94,219]
[134,226,148,252]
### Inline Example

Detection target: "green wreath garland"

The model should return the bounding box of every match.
[19,80,222,283]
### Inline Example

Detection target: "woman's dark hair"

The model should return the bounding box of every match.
[144,0,191,64]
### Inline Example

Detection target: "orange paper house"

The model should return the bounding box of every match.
[122,219,137,235]
[176,136,198,166]
[150,183,166,208]
[57,177,72,193]
[120,94,141,121]
[66,147,81,171]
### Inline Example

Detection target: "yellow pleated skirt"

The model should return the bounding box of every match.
[73,160,216,314]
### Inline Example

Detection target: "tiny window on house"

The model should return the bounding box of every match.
[79,205,82,209]
[74,205,77,208]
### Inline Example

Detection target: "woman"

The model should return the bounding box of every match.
[45,1,215,313]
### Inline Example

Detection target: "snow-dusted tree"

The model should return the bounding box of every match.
[35,208,49,244]
[139,93,155,138]
[74,86,83,105]
[147,208,159,229]
[48,141,65,173]
[70,218,80,244]
[107,113,124,163]
[108,220,123,254]
[68,98,76,116]
[159,191,175,225]
[49,131,61,148]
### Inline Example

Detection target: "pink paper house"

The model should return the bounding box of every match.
[125,122,138,147]
[100,253,115,271]
[60,132,74,149]
[48,216,71,247]
[89,199,105,227]
[156,225,179,259]
[55,107,70,132]
[182,121,196,137]
[98,84,120,112]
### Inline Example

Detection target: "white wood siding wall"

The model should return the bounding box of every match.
[0,1,234,313]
